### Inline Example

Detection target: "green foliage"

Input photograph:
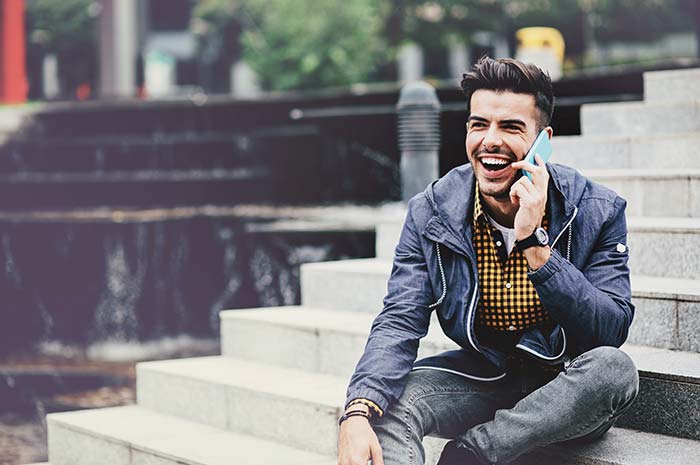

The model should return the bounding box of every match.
[236,0,386,91]
[191,0,698,90]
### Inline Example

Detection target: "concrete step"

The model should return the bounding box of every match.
[551,133,700,170]
[583,169,700,217]
[138,341,700,446]
[617,345,700,439]
[300,259,700,350]
[223,279,700,363]
[373,217,700,279]
[44,402,700,465]
[580,100,700,136]
[220,306,700,440]
[44,403,700,465]
[46,405,334,465]
[644,67,700,103]
[630,275,700,352]
[219,306,459,379]
[626,217,700,280]
[135,356,345,457]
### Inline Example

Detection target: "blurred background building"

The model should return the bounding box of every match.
[2,0,700,103]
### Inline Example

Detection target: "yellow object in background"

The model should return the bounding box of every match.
[516,27,566,80]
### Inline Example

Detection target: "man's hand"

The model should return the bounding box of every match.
[338,406,384,465]
[510,153,549,240]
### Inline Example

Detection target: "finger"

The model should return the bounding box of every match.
[512,160,545,179]
[509,183,527,205]
[369,439,385,465]
[511,183,539,208]
[513,161,548,194]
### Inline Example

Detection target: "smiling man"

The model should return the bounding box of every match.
[337,57,640,465]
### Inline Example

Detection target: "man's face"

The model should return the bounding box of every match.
[465,89,547,199]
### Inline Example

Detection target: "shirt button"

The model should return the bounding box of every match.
[496,241,502,247]
[505,282,512,289]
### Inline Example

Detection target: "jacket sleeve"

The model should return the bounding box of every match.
[345,196,435,413]
[528,196,634,352]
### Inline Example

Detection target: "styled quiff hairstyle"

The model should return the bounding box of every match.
[460,56,555,130]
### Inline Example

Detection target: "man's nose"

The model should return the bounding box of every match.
[481,125,503,151]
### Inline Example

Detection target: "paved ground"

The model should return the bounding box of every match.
[0,413,47,465]
[0,352,137,465]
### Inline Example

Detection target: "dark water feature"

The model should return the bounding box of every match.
[0,207,375,355]
[0,206,375,464]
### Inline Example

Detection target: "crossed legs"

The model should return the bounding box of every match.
[372,346,639,465]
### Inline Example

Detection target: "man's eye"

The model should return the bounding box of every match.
[469,122,485,129]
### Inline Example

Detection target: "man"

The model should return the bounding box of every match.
[337,57,639,465]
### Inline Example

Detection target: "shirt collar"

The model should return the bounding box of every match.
[473,182,486,229]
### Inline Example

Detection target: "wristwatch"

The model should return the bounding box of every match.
[515,227,549,251]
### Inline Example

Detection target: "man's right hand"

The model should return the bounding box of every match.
[337,406,384,465]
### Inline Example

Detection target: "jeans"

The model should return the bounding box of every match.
[371,346,639,465]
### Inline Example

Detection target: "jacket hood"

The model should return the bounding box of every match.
[422,162,585,246]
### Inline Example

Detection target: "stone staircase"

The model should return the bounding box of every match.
[39,68,700,465]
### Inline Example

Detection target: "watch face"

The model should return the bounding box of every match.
[535,228,549,245]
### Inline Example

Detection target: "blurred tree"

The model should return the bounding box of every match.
[237,0,386,91]
[25,0,98,99]
[191,0,698,91]
[192,0,386,91]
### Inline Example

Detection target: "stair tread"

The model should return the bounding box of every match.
[303,258,700,301]
[553,131,700,143]
[627,216,700,232]
[48,405,334,465]
[538,427,700,465]
[583,168,700,178]
[221,307,700,383]
[49,400,700,465]
[138,355,346,407]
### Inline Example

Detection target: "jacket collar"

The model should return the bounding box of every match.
[422,163,581,253]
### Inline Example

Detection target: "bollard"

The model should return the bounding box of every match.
[396,81,441,203]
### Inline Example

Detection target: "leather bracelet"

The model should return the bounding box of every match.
[338,410,371,426]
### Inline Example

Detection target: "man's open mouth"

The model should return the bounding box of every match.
[480,157,512,173]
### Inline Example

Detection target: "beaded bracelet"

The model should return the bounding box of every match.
[346,398,383,417]
[338,409,371,426]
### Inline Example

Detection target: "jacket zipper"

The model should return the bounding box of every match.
[514,206,578,363]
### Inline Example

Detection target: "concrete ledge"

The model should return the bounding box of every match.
[374,216,700,278]
[551,133,700,170]
[136,356,345,456]
[45,404,700,465]
[581,100,700,136]
[220,306,459,378]
[644,67,700,103]
[136,344,700,445]
[301,258,390,313]
[47,405,334,465]
[583,169,700,217]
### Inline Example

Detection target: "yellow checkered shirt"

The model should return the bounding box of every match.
[473,184,551,331]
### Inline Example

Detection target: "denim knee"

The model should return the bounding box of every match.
[574,346,639,406]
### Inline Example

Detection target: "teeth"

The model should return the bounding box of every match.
[481,158,509,165]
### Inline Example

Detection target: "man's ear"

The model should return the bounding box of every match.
[545,126,554,139]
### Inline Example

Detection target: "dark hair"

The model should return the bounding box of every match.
[460,56,555,129]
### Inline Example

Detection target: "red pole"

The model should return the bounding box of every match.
[0,0,28,104]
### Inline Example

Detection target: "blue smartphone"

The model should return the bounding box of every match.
[522,129,552,181]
